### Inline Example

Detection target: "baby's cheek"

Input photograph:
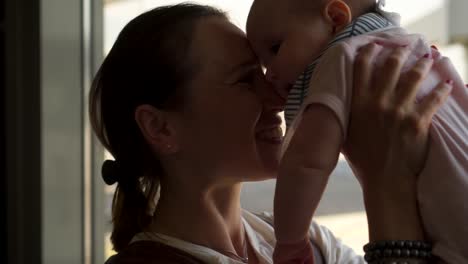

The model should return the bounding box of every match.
[270,58,299,84]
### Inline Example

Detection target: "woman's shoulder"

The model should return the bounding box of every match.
[105,240,205,264]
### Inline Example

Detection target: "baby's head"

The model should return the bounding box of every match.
[246,0,376,95]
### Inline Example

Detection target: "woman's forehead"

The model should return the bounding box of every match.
[192,17,258,74]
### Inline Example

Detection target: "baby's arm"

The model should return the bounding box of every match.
[273,104,343,262]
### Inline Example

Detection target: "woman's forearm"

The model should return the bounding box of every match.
[363,169,425,242]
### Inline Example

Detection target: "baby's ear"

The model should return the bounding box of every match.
[324,0,352,32]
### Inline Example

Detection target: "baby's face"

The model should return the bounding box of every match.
[247,0,332,98]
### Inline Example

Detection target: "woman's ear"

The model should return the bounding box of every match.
[134,104,179,155]
[323,0,352,33]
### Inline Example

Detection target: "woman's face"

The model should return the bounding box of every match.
[175,17,284,184]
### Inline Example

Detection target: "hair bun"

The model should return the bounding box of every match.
[101,160,120,185]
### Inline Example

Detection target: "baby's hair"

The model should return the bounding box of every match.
[303,0,379,17]
[248,0,380,31]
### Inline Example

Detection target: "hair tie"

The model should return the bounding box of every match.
[101,159,121,185]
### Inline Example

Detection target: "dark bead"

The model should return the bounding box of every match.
[364,253,374,262]
[420,251,428,258]
[374,249,382,258]
[414,241,422,249]
[402,249,411,257]
[383,249,392,257]
[364,244,371,252]
[411,249,419,257]
[397,241,405,248]
[388,241,397,248]
[423,243,432,250]
[393,248,401,257]
[377,241,386,248]
[364,243,374,252]
[404,241,413,248]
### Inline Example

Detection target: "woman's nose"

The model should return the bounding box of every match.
[257,78,286,112]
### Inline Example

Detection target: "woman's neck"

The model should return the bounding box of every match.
[148,181,247,257]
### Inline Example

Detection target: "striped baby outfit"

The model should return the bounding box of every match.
[284,12,394,127]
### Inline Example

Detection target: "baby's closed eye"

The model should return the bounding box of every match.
[270,43,281,55]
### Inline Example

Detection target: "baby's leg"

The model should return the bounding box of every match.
[273,238,314,264]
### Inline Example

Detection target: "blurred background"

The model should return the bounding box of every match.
[4,0,468,263]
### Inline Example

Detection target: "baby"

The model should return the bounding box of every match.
[247,0,468,263]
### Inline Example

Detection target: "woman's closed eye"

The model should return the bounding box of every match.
[227,63,263,90]
[237,67,263,89]
[238,71,256,85]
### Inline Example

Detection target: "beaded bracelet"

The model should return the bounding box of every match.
[363,240,432,263]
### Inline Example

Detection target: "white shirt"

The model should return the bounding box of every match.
[131,210,364,264]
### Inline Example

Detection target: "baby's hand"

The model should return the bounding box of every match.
[273,238,315,264]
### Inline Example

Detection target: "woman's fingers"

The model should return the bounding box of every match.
[417,80,452,127]
[353,43,381,101]
[376,46,412,101]
[396,55,434,107]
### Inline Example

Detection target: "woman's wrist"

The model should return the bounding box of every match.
[363,169,425,242]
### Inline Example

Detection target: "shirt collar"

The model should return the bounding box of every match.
[325,12,396,55]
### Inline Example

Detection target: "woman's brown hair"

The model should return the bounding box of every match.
[89,3,226,252]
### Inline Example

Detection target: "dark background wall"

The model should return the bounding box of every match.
[5,0,42,263]
[1,0,5,262]
[4,0,103,261]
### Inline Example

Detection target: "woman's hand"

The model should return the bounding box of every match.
[343,43,452,241]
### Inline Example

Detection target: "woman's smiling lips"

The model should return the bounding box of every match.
[256,126,283,143]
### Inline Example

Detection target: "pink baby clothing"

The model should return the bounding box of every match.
[284,12,468,263]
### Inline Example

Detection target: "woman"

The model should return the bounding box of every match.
[90,4,451,264]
